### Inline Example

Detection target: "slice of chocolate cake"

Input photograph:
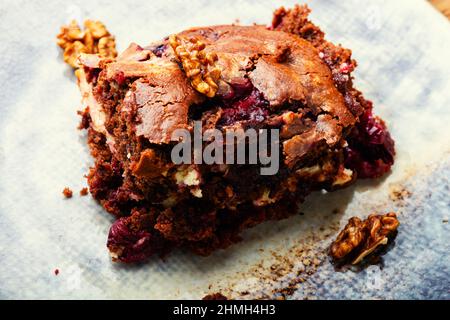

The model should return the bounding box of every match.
[75,5,394,263]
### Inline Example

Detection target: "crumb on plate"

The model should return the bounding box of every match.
[62,187,73,198]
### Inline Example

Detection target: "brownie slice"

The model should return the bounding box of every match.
[76,5,395,262]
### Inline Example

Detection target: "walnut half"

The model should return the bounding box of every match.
[169,34,221,98]
[57,19,117,69]
[329,212,399,265]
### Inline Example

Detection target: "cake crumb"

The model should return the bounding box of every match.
[80,187,89,196]
[202,293,228,300]
[389,185,412,201]
[62,187,73,198]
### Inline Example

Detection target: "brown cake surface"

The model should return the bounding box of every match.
[75,5,395,263]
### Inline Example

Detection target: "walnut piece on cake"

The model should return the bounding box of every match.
[169,34,221,97]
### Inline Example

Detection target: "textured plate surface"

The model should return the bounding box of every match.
[0,0,449,299]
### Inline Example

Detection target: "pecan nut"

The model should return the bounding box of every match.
[169,34,221,98]
[329,212,399,264]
